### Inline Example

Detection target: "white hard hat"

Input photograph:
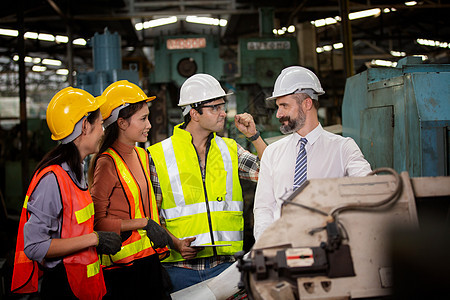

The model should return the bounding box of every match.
[267,66,325,101]
[178,73,232,107]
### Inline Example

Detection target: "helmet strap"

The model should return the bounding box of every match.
[104,103,130,128]
[295,88,318,101]
[60,116,86,144]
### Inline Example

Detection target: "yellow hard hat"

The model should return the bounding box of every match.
[46,87,106,141]
[100,80,156,120]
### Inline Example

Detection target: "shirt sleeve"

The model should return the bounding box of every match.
[23,172,61,265]
[90,155,122,234]
[253,150,276,240]
[342,138,373,177]
[236,143,260,182]
[148,152,165,226]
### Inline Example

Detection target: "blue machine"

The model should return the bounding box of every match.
[342,56,450,177]
[76,28,139,96]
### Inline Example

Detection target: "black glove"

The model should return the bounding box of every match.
[95,231,122,255]
[144,219,174,249]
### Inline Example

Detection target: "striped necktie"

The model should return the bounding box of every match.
[293,138,308,190]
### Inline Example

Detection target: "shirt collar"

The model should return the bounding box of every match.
[293,122,324,146]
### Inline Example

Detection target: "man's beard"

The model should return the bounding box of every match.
[279,111,306,134]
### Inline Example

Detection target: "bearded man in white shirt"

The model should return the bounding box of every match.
[253,66,372,240]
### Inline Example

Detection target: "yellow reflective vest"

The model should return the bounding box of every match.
[148,124,243,262]
[99,147,169,268]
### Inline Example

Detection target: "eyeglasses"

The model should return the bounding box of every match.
[201,102,226,114]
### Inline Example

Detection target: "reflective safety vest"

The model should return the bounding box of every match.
[148,124,244,262]
[11,165,106,300]
[99,147,169,268]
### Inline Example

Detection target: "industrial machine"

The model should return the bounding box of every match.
[149,34,225,142]
[171,168,450,299]
[342,56,450,177]
[76,28,139,96]
[233,7,299,147]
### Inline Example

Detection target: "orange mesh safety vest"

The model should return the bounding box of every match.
[99,147,169,268]
[11,165,106,300]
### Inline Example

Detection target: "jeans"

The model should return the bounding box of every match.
[164,261,233,292]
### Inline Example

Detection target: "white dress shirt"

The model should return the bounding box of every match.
[253,123,372,240]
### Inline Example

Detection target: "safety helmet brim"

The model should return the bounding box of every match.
[177,91,233,107]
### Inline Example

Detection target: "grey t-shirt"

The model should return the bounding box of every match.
[23,162,86,268]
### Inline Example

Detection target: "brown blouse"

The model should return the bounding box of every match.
[91,140,150,234]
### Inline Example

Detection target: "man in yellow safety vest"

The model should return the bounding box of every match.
[148,73,267,292]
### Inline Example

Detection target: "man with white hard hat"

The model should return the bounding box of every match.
[148,73,266,292]
[253,66,372,240]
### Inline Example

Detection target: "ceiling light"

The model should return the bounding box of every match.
[38,33,55,42]
[287,25,295,33]
[0,28,18,37]
[390,50,406,57]
[349,8,381,20]
[405,1,417,6]
[73,38,87,46]
[56,35,69,43]
[56,69,69,75]
[333,43,344,49]
[277,29,284,35]
[186,16,227,27]
[42,58,62,66]
[136,16,178,30]
[417,38,450,48]
[371,59,397,67]
[32,65,47,72]
[24,32,38,39]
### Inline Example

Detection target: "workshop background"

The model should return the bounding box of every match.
[0,1,449,299]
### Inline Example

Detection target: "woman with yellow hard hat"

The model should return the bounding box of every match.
[11,87,122,299]
[89,80,172,299]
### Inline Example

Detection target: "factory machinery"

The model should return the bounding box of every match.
[172,168,450,299]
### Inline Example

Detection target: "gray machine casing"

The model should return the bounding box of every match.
[251,173,419,299]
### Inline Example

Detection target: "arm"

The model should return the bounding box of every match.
[235,113,267,159]
[253,150,276,241]
[46,233,98,258]
[343,138,373,177]
[24,173,98,261]
[90,156,123,234]
[166,230,201,260]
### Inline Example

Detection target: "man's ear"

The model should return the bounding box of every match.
[190,109,200,122]
[303,97,314,111]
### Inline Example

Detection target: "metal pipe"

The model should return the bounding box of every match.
[338,0,354,77]
[18,0,29,197]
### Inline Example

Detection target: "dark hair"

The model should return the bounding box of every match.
[183,107,203,126]
[88,101,146,186]
[34,109,101,183]
[293,93,320,110]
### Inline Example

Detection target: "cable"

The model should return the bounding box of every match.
[329,167,403,219]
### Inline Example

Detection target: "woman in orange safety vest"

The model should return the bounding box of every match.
[11,87,122,299]
[89,80,172,299]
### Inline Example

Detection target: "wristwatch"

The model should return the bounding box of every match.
[247,131,260,142]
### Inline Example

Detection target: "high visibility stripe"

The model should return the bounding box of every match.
[23,196,29,209]
[105,149,143,219]
[161,138,184,209]
[136,148,159,222]
[109,230,150,261]
[192,230,243,245]
[163,200,243,220]
[86,259,100,278]
[214,137,234,202]
[75,202,95,224]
